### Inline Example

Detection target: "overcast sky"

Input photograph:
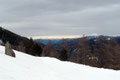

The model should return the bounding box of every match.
[0,0,120,37]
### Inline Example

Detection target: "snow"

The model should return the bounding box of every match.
[0,45,120,80]
[107,38,111,40]
[87,33,99,37]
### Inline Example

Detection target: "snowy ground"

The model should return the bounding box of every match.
[0,46,120,80]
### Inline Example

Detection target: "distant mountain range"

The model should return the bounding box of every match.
[34,35,120,45]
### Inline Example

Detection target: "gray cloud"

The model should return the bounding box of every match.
[0,0,120,37]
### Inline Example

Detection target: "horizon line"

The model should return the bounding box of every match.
[30,35,84,39]
[28,34,120,39]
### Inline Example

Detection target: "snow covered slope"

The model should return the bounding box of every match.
[0,46,119,80]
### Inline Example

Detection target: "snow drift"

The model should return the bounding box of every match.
[0,45,119,80]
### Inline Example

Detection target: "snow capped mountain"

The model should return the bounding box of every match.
[87,33,99,36]
[0,45,120,80]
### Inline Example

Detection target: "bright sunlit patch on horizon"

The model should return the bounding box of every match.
[31,35,84,39]
[28,34,120,39]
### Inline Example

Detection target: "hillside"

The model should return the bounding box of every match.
[0,27,43,56]
[1,27,120,70]
[0,45,120,80]
[35,36,120,70]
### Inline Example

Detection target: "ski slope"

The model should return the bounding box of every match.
[0,45,119,80]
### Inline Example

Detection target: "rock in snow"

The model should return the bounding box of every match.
[5,41,16,57]
[0,45,119,80]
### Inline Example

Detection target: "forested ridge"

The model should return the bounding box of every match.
[1,27,120,70]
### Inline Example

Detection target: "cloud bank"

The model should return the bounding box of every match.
[0,0,120,37]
